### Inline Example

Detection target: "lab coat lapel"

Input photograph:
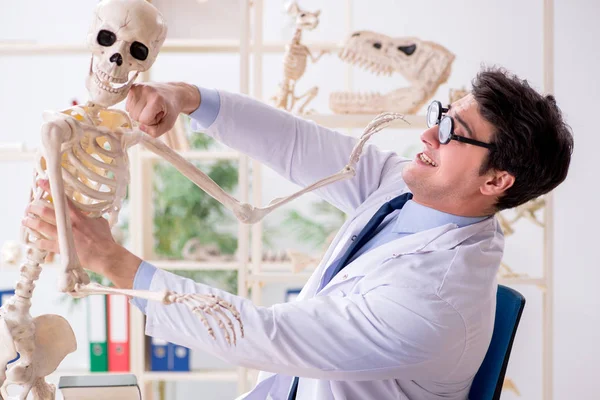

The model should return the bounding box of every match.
[317,217,495,294]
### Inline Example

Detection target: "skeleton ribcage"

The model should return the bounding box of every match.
[61,126,129,218]
[33,119,130,220]
[283,45,308,81]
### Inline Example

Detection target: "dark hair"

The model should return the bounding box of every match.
[473,66,574,211]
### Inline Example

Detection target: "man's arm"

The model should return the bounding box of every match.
[188,87,398,215]
[137,262,465,381]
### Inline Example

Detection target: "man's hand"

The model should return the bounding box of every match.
[22,180,142,289]
[126,82,201,138]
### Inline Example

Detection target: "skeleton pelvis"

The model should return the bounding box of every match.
[5,315,75,380]
[30,314,76,377]
[0,316,18,380]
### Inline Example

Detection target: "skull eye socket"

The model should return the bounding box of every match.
[397,44,417,56]
[97,30,116,47]
[130,42,149,61]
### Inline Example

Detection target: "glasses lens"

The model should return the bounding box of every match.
[427,102,440,128]
[439,116,452,143]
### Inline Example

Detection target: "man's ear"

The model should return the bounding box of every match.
[481,170,515,197]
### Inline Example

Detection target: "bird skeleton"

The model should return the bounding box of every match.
[0,1,407,398]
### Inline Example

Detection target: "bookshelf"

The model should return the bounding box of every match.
[0,0,556,399]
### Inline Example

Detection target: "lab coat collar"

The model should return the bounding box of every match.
[392,200,489,234]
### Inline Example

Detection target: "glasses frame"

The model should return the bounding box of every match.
[426,101,495,150]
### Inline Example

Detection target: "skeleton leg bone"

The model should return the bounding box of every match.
[294,86,319,115]
[40,117,91,293]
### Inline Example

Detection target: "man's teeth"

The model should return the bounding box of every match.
[419,153,438,167]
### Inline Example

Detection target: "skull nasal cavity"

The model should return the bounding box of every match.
[110,53,123,66]
[373,42,382,50]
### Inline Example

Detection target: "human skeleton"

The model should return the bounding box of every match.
[330,31,455,115]
[271,1,327,114]
[0,1,406,399]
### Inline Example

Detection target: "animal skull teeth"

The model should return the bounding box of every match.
[330,31,455,114]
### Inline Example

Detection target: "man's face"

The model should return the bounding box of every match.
[402,94,496,214]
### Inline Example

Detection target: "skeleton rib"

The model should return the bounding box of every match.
[73,143,120,174]
[62,169,115,201]
[67,150,117,187]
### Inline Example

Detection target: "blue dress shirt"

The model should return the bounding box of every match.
[130,86,488,313]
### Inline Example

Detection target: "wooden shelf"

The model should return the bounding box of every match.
[140,150,240,162]
[150,260,239,271]
[0,40,341,55]
[248,271,312,284]
[0,150,36,161]
[142,369,238,382]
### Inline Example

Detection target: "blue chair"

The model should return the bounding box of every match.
[469,285,526,400]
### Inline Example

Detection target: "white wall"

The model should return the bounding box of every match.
[554,0,600,399]
[0,1,596,399]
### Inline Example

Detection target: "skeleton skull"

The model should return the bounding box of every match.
[85,0,167,107]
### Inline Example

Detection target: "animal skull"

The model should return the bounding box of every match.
[330,31,455,114]
[286,1,320,31]
[85,0,167,107]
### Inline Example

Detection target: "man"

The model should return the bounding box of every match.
[24,67,573,399]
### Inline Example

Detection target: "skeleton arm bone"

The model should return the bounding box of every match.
[306,47,329,63]
[40,114,91,293]
[134,113,405,224]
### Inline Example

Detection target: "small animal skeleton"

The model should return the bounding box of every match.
[0,2,407,398]
[330,31,455,115]
[496,197,546,279]
[271,1,327,114]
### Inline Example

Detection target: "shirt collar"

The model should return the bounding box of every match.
[392,200,489,234]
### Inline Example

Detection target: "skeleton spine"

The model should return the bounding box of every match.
[3,240,47,366]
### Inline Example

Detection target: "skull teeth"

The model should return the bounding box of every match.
[93,74,123,94]
[96,70,128,84]
[92,69,135,94]
[339,49,393,77]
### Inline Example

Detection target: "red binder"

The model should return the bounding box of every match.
[107,294,130,372]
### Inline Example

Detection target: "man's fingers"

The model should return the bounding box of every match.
[34,239,59,254]
[37,179,51,193]
[22,216,57,240]
[34,179,85,222]
[26,202,56,224]
[129,96,148,122]
[125,84,140,115]
[138,100,166,127]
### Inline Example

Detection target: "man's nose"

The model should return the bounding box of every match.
[420,126,440,149]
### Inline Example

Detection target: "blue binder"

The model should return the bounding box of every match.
[0,289,14,306]
[150,337,169,371]
[171,344,190,372]
[149,338,190,372]
[285,288,302,302]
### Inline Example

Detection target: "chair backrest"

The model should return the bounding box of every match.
[469,285,526,400]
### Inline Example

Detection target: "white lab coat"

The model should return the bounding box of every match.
[144,90,503,399]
